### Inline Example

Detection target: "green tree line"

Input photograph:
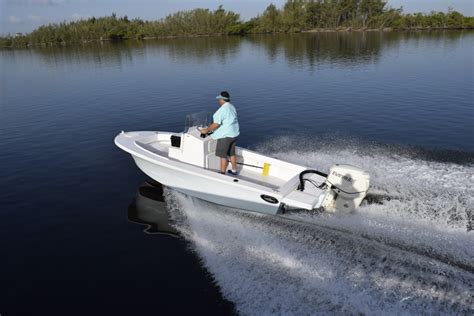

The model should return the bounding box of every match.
[1,1,473,48]
[252,1,474,32]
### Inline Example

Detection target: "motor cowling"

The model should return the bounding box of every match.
[324,164,370,211]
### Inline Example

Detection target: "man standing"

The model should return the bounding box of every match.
[200,91,240,175]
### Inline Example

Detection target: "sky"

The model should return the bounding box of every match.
[1,0,473,35]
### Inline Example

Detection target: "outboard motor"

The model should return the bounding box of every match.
[319,164,370,212]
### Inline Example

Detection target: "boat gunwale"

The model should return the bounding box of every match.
[115,131,294,195]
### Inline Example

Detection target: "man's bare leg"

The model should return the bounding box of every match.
[230,155,237,171]
[220,157,228,174]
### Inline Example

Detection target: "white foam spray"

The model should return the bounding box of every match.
[164,136,474,315]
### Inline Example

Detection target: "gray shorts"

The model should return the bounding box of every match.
[216,137,237,158]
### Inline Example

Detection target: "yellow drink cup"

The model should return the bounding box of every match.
[262,163,270,176]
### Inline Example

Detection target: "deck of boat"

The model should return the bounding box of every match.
[137,138,287,191]
[232,168,285,190]
[137,139,170,156]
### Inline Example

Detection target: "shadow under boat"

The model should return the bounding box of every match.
[128,180,179,237]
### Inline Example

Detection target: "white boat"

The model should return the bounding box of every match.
[114,119,370,215]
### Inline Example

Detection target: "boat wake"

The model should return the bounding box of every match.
[163,136,474,315]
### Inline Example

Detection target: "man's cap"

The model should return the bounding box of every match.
[216,91,230,101]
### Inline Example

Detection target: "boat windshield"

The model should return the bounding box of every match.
[184,112,212,132]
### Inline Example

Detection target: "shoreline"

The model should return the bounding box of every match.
[303,26,473,32]
[2,27,472,49]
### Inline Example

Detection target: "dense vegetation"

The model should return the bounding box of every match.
[252,1,474,32]
[1,1,473,48]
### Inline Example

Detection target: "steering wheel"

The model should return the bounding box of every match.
[197,127,213,138]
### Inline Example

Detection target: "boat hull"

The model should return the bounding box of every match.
[115,130,369,214]
[132,156,282,215]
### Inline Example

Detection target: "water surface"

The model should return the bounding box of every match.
[1,31,473,315]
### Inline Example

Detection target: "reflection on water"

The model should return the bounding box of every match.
[128,180,179,237]
[152,36,242,64]
[248,30,470,68]
[247,32,383,67]
[8,30,468,70]
[13,36,242,68]
[24,41,138,69]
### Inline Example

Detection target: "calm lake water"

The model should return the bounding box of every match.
[1,31,473,315]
